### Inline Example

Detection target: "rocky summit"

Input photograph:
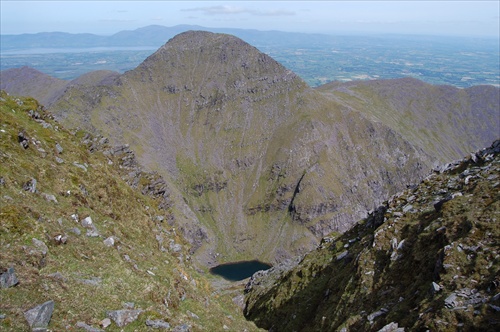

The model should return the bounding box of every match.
[244,140,500,331]
[1,31,499,269]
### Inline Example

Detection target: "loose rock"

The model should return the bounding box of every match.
[23,178,37,193]
[0,267,19,288]
[55,143,63,154]
[32,238,48,255]
[75,321,103,332]
[146,319,171,329]
[41,192,58,203]
[24,300,54,330]
[106,309,143,327]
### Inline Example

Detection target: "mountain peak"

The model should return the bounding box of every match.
[127,30,306,94]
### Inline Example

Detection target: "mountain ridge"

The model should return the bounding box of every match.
[1,31,498,267]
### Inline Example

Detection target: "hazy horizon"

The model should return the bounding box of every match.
[1,1,499,38]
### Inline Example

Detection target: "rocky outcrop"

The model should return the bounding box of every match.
[244,140,500,331]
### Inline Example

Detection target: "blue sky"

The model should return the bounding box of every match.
[1,1,499,38]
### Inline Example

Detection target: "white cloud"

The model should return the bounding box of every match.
[182,5,294,17]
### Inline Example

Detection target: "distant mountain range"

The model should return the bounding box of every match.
[0,24,335,50]
[2,31,498,267]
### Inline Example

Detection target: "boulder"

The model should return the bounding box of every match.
[23,178,37,193]
[32,238,48,255]
[18,131,29,149]
[24,300,54,330]
[106,309,143,327]
[0,267,19,288]
[55,143,63,154]
[41,193,58,203]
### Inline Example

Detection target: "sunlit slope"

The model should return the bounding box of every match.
[317,77,500,163]
[0,91,262,331]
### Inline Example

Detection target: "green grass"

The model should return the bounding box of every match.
[0,91,261,331]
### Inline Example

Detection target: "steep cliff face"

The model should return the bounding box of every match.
[2,31,498,267]
[244,140,500,331]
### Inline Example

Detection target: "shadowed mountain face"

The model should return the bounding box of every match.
[1,31,499,266]
[244,141,500,331]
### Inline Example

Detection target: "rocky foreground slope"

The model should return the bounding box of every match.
[0,91,261,331]
[244,140,500,331]
[1,31,499,267]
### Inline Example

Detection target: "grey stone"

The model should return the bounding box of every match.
[32,238,48,255]
[489,304,500,312]
[68,227,81,236]
[47,272,67,282]
[106,309,142,327]
[18,131,29,149]
[24,300,54,329]
[103,237,115,247]
[75,321,103,332]
[41,193,58,203]
[146,319,171,329]
[100,318,111,328]
[55,157,64,164]
[86,230,100,237]
[232,294,245,310]
[55,143,63,154]
[444,293,458,308]
[81,216,93,228]
[173,324,190,332]
[53,234,68,245]
[434,196,452,212]
[23,178,37,193]
[73,162,87,172]
[0,267,19,288]
[187,310,199,319]
[40,121,52,129]
[367,308,388,323]
[377,322,405,332]
[170,242,182,253]
[0,314,6,319]
[431,282,441,294]
[123,302,135,309]
[78,277,102,286]
[402,204,413,213]
[336,250,349,261]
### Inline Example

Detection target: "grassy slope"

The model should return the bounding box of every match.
[317,78,500,164]
[0,91,261,331]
